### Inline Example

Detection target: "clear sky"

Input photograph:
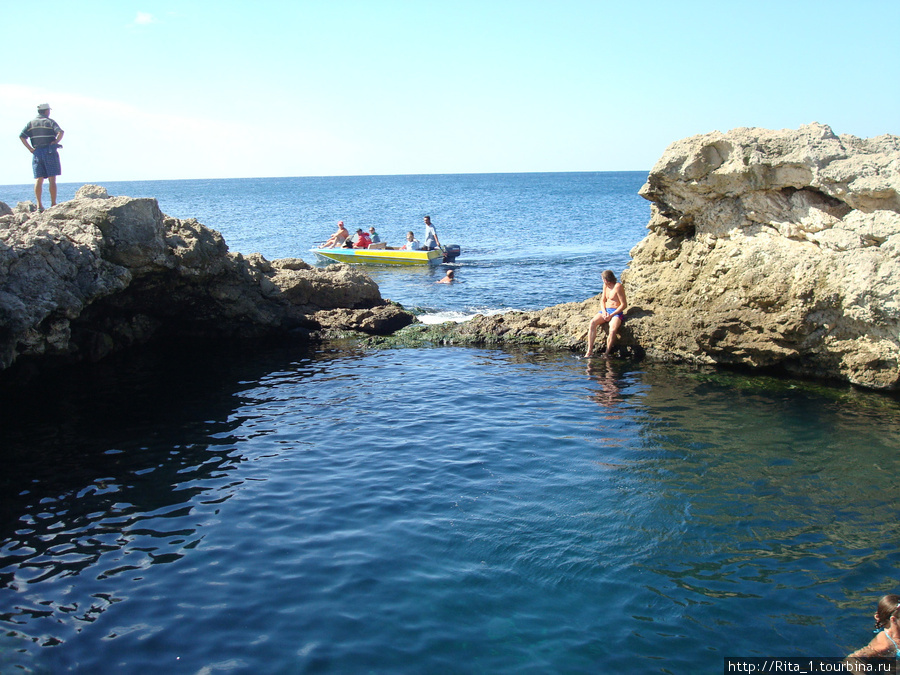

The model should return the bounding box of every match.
[3,0,897,185]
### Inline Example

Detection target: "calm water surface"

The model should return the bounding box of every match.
[1,344,898,674]
[1,173,898,673]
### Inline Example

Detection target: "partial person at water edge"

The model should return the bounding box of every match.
[585,269,627,358]
[846,594,900,661]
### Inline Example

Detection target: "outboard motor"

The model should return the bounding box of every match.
[441,244,461,263]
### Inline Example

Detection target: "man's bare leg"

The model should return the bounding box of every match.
[604,316,623,355]
[34,177,45,210]
[585,314,604,357]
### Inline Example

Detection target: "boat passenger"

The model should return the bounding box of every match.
[400,232,421,251]
[323,221,349,248]
[584,269,627,357]
[353,228,371,248]
[847,594,900,660]
[422,216,441,251]
[368,226,381,244]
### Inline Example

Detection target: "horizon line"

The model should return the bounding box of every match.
[1,168,651,190]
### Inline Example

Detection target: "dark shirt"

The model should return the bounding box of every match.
[20,116,63,149]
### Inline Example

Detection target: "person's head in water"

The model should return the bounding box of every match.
[446,270,454,280]
[875,595,900,630]
[601,270,617,285]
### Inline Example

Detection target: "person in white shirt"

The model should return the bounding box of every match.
[400,232,421,251]
[422,216,441,250]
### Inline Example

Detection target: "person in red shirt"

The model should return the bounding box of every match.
[353,228,372,248]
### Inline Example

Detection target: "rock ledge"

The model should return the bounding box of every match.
[0,186,413,372]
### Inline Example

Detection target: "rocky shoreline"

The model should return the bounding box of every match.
[2,124,898,390]
[0,185,414,374]
[379,123,899,391]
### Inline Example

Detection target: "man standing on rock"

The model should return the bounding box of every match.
[19,103,65,212]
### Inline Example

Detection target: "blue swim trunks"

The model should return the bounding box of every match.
[605,307,624,324]
[32,145,61,179]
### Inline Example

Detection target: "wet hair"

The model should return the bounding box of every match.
[875,595,900,630]
[601,270,617,284]
[447,270,454,277]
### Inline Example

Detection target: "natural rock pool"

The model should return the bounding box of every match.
[2,342,897,672]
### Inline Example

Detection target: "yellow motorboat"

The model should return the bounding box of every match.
[311,244,461,266]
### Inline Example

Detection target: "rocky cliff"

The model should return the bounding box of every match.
[627,123,899,390]
[405,124,899,390]
[0,185,413,372]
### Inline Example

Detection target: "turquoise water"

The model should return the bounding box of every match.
[1,174,899,673]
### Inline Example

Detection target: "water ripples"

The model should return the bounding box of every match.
[2,343,900,672]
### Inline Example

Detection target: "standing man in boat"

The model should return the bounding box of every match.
[19,103,65,212]
[422,216,441,251]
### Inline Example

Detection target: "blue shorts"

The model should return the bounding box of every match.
[32,145,61,179]
[605,308,624,324]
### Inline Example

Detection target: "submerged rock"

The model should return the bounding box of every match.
[0,185,413,372]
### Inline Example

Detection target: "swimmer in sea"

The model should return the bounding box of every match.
[436,270,455,284]
[846,594,900,660]
[584,269,627,357]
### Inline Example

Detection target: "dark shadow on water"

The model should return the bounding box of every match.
[0,337,339,651]
[0,338,320,515]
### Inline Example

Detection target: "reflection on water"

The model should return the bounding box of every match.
[586,358,625,414]
[0,347,899,673]
[0,341,326,655]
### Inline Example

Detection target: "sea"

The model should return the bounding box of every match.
[1,173,898,674]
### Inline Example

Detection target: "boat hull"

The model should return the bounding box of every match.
[311,247,446,266]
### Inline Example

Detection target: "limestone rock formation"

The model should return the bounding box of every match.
[414,124,899,390]
[0,186,413,372]
[627,123,899,390]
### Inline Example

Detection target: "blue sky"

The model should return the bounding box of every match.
[3,0,897,185]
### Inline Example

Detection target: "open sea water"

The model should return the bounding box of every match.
[1,173,899,674]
